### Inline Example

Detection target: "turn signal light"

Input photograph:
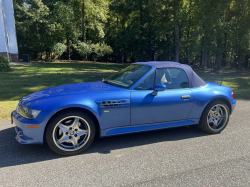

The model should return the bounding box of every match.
[231,92,234,98]
[27,125,39,129]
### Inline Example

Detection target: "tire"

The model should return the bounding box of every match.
[198,100,230,134]
[46,110,96,156]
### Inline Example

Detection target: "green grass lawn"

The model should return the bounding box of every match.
[0,62,128,121]
[0,62,249,121]
[196,69,250,99]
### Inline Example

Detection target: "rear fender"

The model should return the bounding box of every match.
[189,83,233,119]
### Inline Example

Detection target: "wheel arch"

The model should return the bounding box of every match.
[43,107,101,143]
[206,97,232,114]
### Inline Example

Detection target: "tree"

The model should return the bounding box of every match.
[92,42,113,61]
[52,43,67,59]
[74,42,92,60]
[12,0,250,68]
[14,0,53,59]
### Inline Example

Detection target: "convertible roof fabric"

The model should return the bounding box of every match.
[133,61,207,88]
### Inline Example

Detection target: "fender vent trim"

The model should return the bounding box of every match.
[96,99,130,108]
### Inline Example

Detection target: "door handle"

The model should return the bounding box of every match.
[181,95,191,99]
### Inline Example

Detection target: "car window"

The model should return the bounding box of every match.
[155,68,189,89]
[134,70,156,90]
[105,65,152,89]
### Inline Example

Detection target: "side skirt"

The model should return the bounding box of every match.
[101,119,199,137]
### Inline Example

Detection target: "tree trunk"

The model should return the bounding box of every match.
[46,47,49,60]
[40,47,43,60]
[166,34,170,61]
[200,51,203,67]
[148,21,152,61]
[204,52,210,69]
[244,55,249,68]
[222,33,227,67]
[215,53,222,70]
[131,52,135,62]
[67,37,70,60]
[147,0,153,62]
[82,1,87,61]
[174,3,179,62]
[233,54,237,68]
[186,16,190,65]
[140,0,144,61]
[238,48,241,68]
[49,48,51,60]
[82,1,86,43]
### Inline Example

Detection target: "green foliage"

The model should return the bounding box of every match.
[0,55,11,72]
[75,42,92,58]
[74,0,109,39]
[52,43,67,57]
[12,0,250,68]
[14,0,53,58]
[0,62,128,121]
[92,43,113,61]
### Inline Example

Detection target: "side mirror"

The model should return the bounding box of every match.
[151,84,166,96]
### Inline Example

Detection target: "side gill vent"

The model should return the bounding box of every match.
[101,101,122,107]
[96,99,130,108]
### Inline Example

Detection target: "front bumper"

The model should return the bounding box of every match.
[11,110,51,144]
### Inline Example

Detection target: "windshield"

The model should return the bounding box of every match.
[104,65,152,89]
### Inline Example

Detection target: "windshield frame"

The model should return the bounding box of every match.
[104,65,153,89]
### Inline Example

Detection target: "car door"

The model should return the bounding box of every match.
[131,68,194,125]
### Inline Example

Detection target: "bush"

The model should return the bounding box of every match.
[52,43,67,59]
[91,42,113,61]
[0,55,11,72]
[75,42,92,59]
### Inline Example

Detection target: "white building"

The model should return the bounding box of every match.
[0,0,18,62]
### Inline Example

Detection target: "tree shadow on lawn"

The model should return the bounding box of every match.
[0,72,115,101]
[30,62,128,71]
[2,72,249,101]
[0,125,210,168]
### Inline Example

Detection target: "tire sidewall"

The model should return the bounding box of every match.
[198,100,230,134]
[46,110,96,156]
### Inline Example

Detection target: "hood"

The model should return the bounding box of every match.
[21,82,124,105]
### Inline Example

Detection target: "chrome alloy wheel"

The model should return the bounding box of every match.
[52,116,90,151]
[207,104,228,131]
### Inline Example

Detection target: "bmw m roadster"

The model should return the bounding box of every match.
[11,61,236,156]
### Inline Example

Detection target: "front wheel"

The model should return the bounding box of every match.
[198,100,230,134]
[46,110,96,156]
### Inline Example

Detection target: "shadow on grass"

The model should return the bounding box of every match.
[1,62,249,100]
[0,62,129,101]
[0,72,115,101]
[24,62,128,71]
[0,125,209,168]
[196,71,250,99]
[1,72,249,101]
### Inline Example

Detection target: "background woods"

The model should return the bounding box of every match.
[13,0,250,69]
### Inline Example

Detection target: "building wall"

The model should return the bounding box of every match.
[0,0,18,62]
[0,0,8,54]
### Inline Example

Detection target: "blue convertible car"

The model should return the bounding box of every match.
[11,61,236,156]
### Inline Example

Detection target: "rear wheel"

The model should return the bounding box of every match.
[198,100,230,134]
[46,110,96,156]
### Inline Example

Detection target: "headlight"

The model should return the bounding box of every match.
[17,106,41,119]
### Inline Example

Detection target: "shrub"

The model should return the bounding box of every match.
[75,42,92,59]
[52,43,67,59]
[0,55,11,72]
[91,42,113,61]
